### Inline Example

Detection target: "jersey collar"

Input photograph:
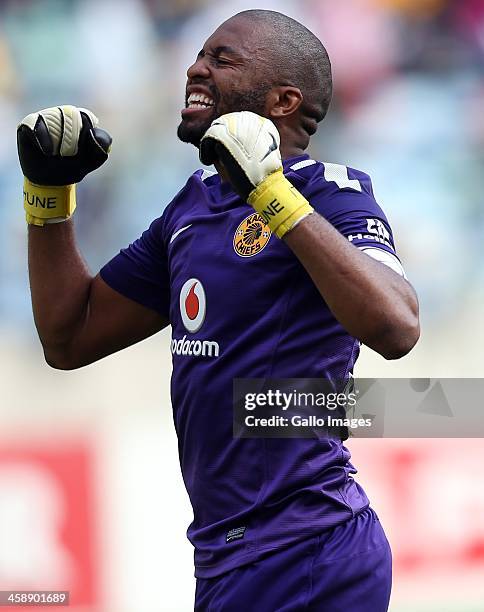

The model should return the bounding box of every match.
[203,154,311,211]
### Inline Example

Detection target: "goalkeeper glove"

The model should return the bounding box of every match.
[199,111,313,238]
[17,105,112,226]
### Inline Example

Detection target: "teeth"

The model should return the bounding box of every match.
[187,93,214,108]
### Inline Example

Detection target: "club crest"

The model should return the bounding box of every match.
[233,213,271,258]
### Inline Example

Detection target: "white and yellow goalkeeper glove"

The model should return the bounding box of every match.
[199,111,313,238]
[17,105,112,226]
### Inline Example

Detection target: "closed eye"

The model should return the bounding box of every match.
[207,45,242,67]
[206,53,233,66]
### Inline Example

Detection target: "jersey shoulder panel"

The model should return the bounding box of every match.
[286,159,401,259]
[286,159,384,222]
[285,159,375,213]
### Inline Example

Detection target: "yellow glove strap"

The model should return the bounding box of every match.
[247,170,314,238]
[23,178,76,226]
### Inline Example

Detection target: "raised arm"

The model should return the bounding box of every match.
[283,214,419,359]
[20,106,168,370]
[199,111,419,360]
[28,221,167,370]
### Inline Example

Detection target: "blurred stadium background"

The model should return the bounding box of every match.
[1,0,484,610]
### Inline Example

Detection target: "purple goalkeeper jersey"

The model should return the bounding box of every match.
[100,155,404,578]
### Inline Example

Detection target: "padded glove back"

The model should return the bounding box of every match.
[18,105,111,186]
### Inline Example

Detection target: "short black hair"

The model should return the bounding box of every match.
[234,9,333,134]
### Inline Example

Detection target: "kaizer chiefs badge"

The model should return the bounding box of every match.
[233,213,271,258]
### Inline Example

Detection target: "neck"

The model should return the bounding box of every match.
[280,143,305,160]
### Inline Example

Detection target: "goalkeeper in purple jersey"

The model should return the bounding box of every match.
[18,9,419,611]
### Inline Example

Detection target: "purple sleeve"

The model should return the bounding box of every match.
[100,216,170,318]
[305,166,399,257]
[327,200,397,256]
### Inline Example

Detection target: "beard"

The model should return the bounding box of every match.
[177,85,270,148]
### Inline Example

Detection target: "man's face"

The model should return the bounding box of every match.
[177,18,271,147]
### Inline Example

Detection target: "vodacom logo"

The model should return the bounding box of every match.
[173,278,219,358]
[179,278,206,333]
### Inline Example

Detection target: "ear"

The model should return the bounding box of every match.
[266,86,303,119]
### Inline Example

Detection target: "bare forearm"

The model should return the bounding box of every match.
[284,213,419,358]
[20,106,168,371]
[28,220,92,351]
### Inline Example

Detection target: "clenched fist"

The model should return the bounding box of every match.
[17,105,112,226]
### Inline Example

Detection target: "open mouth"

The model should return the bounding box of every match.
[181,92,215,117]
[186,93,215,109]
